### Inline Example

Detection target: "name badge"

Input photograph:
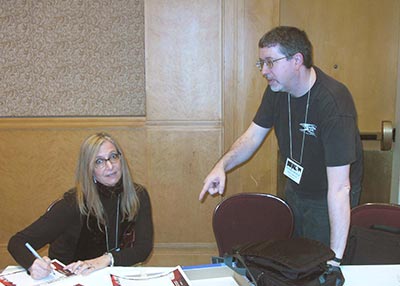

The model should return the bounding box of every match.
[283,158,304,184]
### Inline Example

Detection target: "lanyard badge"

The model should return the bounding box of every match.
[284,74,312,185]
[284,158,303,184]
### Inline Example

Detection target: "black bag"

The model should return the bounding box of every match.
[342,224,400,265]
[233,238,345,286]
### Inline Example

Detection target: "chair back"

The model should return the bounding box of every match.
[351,203,400,228]
[343,202,400,265]
[212,192,293,256]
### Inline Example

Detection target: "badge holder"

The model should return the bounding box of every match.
[283,158,303,184]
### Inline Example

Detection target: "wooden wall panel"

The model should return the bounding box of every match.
[147,126,221,244]
[145,0,221,121]
[223,0,280,196]
[143,0,224,267]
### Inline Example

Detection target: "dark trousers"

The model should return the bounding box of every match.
[285,184,361,247]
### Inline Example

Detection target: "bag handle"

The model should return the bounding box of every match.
[231,253,259,286]
[371,224,400,234]
[212,254,259,285]
[319,265,345,286]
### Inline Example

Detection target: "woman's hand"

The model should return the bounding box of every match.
[28,257,53,280]
[64,254,111,275]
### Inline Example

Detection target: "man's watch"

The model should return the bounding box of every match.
[332,256,342,264]
[106,252,114,267]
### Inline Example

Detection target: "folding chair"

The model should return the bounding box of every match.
[351,203,400,228]
[343,203,400,264]
[212,192,294,257]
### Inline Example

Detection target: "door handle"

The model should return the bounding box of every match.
[360,121,395,151]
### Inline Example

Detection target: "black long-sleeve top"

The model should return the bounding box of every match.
[8,183,153,270]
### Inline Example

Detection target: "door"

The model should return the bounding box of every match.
[279,0,400,203]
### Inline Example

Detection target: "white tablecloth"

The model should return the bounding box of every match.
[2,264,400,286]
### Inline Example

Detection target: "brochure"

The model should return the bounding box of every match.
[0,260,75,286]
[109,266,192,286]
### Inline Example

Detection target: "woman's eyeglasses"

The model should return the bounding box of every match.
[94,152,121,169]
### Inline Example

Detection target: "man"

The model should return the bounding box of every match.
[199,26,363,265]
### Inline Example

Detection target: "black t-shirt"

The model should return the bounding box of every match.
[253,66,363,199]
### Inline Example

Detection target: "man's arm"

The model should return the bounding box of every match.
[326,164,351,264]
[199,122,270,200]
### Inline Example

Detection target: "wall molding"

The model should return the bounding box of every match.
[153,242,216,249]
[0,117,146,130]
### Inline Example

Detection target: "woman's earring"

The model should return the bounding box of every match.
[93,177,97,184]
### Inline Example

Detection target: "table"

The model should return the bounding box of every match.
[2,264,400,286]
[340,264,400,286]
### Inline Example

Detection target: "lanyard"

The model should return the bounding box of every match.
[105,194,120,252]
[288,76,312,165]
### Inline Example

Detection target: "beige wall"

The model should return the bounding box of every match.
[0,0,278,268]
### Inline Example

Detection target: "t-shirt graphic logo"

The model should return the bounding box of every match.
[299,123,317,137]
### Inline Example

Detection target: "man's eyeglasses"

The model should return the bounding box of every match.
[94,152,121,169]
[256,56,290,71]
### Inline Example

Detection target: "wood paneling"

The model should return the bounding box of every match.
[223,0,279,196]
[145,0,221,121]
[147,125,221,243]
[362,151,393,203]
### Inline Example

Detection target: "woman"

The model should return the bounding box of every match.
[8,132,153,280]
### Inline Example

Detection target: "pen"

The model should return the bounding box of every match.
[25,242,55,275]
[25,242,44,262]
